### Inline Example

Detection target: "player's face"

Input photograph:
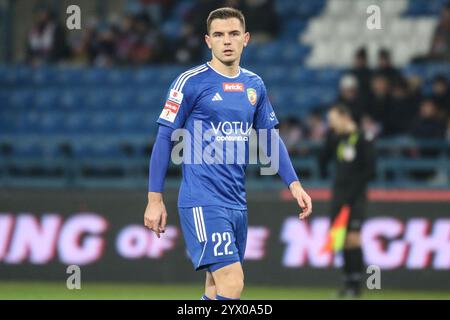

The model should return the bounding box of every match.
[205,18,250,65]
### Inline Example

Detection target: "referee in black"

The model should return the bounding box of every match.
[319,104,376,298]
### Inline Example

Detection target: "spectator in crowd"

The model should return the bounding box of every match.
[241,0,279,43]
[411,99,447,139]
[185,0,223,36]
[384,78,418,136]
[361,115,381,141]
[116,14,137,64]
[26,6,69,65]
[131,0,174,25]
[70,17,98,65]
[304,111,326,142]
[336,74,365,124]
[278,117,304,155]
[368,73,391,127]
[406,74,424,105]
[431,74,450,116]
[429,3,450,61]
[376,48,401,84]
[349,47,372,100]
[446,117,450,140]
[127,13,164,64]
[174,0,223,63]
[173,23,203,64]
[89,24,118,67]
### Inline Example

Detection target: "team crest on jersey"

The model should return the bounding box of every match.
[160,100,180,123]
[168,89,183,104]
[247,88,257,106]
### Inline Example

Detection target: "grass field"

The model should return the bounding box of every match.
[0,282,449,300]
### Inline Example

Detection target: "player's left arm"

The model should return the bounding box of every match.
[264,130,312,219]
[280,139,313,219]
[254,79,312,219]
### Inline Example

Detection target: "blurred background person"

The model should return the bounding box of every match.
[429,3,450,61]
[411,98,447,140]
[368,73,391,134]
[376,48,402,84]
[319,104,376,298]
[26,6,69,65]
[349,47,372,100]
[336,74,365,124]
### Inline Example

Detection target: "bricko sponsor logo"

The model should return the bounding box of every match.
[222,82,245,92]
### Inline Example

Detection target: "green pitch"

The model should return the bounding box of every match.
[0,282,449,300]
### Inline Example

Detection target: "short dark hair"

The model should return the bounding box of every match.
[206,7,246,35]
[378,48,391,60]
[355,47,367,60]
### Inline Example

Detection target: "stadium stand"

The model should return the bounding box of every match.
[0,0,449,189]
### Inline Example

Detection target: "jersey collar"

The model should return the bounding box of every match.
[207,62,241,79]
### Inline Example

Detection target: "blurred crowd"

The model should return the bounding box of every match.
[280,47,450,150]
[26,0,278,66]
[25,0,450,144]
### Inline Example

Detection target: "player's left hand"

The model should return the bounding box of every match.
[289,181,312,219]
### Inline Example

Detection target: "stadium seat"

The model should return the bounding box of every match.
[107,68,133,85]
[59,90,86,110]
[136,89,164,110]
[34,88,59,110]
[65,113,89,133]
[83,68,108,85]
[55,67,85,86]
[85,89,113,110]
[117,112,144,133]
[40,112,65,134]
[32,67,57,85]
[88,112,117,133]
[9,89,34,110]
[13,141,44,157]
[253,42,281,63]
[109,88,136,109]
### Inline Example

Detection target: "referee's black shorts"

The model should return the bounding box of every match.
[330,192,367,232]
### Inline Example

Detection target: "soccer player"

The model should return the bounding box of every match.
[144,7,312,300]
[319,104,376,298]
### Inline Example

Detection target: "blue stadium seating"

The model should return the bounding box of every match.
[405,0,448,16]
[8,89,34,110]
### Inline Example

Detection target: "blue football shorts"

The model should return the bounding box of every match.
[178,206,248,272]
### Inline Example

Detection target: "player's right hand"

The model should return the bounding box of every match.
[144,193,168,238]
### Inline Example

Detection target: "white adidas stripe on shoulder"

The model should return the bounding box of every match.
[173,64,208,92]
[176,67,208,92]
[173,64,205,90]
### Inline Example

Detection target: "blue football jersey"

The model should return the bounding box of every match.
[157,62,279,209]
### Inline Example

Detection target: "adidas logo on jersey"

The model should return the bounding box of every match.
[212,93,223,101]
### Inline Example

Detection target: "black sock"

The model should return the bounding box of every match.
[343,247,363,291]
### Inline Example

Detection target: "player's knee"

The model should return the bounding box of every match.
[213,265,244,295]
[345,231,361,248]
[217,274,244,294]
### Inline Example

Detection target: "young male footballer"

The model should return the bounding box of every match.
[144,7,312,300]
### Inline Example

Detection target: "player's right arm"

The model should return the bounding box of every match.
[144,124,174,238]
[144,68,198,237]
